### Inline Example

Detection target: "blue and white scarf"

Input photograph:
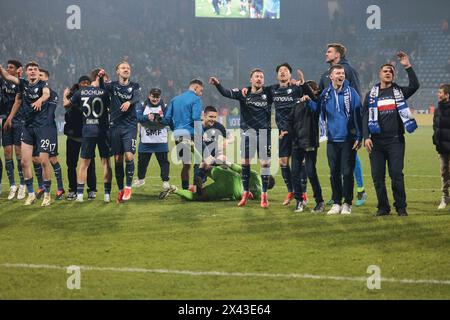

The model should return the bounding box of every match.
[368,84,418,134]
[319,83,352,142]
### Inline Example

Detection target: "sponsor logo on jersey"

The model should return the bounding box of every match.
[273,96,294,103]
[115,90,133,100]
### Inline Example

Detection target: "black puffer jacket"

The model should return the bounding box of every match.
[433,100,450,154]
[287,100,320,149]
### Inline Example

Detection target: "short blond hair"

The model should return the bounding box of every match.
[115,60,130,71]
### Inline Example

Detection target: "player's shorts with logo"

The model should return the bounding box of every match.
[80,132,111,159]
[110,126,137,155]
[278,130,292,158]
[240,129,271,161]
[23,125,58,157]
[174,136,195,162]
[1,124,23,147]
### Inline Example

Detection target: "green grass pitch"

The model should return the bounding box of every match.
[0,126,449,299]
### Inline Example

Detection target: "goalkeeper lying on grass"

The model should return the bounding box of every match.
[160,162,275,202]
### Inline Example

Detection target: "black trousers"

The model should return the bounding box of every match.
[369,137,406,212]
[292,147,323,203]
[66,137,97,193]
[327,142,356,205]
[137,152,170,181]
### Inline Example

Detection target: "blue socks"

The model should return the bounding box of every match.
[104,182,111,195]
[33,163,44,189]
[281,165,293,193]
[17,158,24,185]
[25,178,34,194]
[125,160,134,188]
[5,159,15,186]
[115,162,124,191]
[241,165,251,192]
[52,162,64,192]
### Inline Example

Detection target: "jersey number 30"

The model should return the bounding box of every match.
[81,97,104,118]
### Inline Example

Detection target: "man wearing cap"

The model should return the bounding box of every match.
[134,88,170,191]
[64,75,97,200]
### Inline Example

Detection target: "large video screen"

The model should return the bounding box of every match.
[195,0,280,19]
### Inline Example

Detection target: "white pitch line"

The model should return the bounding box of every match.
[1,263,449,286]
[144,174,441,179]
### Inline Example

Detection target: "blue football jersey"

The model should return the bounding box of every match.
[103,81,141,128]
[18,79,49,128]
[70,86,110,138]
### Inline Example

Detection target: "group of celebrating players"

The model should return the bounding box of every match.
[0,42,423,216]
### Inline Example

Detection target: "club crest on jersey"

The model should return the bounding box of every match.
[262,94,267,100]
[34,88,39,93]
[127,87,133,93]
[287,89,292,94]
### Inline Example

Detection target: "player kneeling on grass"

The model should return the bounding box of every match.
[161,160,275,202]
[133,88,170,191]
[433,84,450,210]
[63,69,112,203]
[194,105,231,193]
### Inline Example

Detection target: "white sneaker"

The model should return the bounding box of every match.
[17,185,26,200]
[76,194,84,202]
[8,185,18,200]
[162,181,170,190]
[104,194,111,203]
[341,203,352,215]
[294,201,305,213]
[41,193,51,207]
[327,204,341,215]
[24,193,36,206]
[133,179,145,188]
[438,196,449,210]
